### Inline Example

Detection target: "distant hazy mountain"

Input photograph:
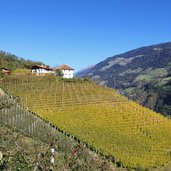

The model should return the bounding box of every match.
[77,42,171,116]
[74,65,95,77]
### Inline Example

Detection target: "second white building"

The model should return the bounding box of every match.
[56,64,74,78]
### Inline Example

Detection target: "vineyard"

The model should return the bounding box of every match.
[1,74,171,169]
[0,92,115,170]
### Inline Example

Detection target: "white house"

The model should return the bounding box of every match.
[31,65,54,75]
[56,64,74,78]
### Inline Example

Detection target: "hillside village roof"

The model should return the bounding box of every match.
[31,65,54,70]
[1,67,9,70]
[56,64,74,70]
[1,68,10,72]
[1,68,10,75]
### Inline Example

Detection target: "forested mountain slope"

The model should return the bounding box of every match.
[0,50,43,72]
[76,42,171,116]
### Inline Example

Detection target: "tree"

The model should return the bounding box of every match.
[56,69,64,77]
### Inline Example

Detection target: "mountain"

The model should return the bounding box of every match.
[74,64,95,77]
[77,42,171,116]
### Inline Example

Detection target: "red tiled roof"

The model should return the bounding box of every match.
[56,64,74,70]
[32,65,54,70]
[1,68,10,75]
[1,68,10,72]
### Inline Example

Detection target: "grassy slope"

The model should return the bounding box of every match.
[1,75,171,169]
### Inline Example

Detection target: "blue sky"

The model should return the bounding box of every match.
[0,0,171,71]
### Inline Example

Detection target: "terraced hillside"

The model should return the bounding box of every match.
[0,91,115,171]
[1,75,171,169]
